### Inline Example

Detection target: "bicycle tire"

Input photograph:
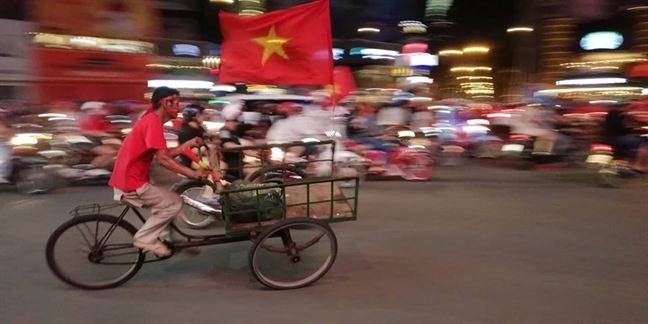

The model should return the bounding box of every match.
[249,218,337,290]
[45,214,145,290]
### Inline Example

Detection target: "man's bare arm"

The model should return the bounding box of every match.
[154,149,200,178]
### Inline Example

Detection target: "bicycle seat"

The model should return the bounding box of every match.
[120,198,142,209]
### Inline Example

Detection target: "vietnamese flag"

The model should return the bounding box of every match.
[218,0,333,85]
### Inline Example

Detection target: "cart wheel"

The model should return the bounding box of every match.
[248,218,337,290]
[45,215,145,290]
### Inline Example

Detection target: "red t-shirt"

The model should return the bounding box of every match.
[108,112,167,191]
[80,115,110,134]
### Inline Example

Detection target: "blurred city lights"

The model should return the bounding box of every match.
[463,47,490,53]
[457,76,492,80]
[451,66,492,72]
[537,87,643,94]
[357,28,380,33]
[556,78,628,86]
[507,27,534,33]
[147,80,214,89]
[405,76,433,84]
[589,100,618,104]
[438,49,463,56]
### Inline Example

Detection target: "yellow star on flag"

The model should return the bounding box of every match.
[324,84,341,94]
[253,25,291,65]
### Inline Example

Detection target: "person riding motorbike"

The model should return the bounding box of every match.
[219,101,259,180]
[265,102,314,162]
[79,103,120,169]
[347,104,390,152]
[604,103,648,172]
[511,105,567,154]
[109,87,207,257]
[177,104,207,168]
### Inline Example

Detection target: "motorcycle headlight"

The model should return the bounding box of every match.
[270,147,285,161]
[10,135,38,146]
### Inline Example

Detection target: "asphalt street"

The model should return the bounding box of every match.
[0,164,647,324]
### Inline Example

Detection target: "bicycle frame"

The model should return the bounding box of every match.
[71,203,251,262]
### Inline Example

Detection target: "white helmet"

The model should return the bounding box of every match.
[221,100,243,121]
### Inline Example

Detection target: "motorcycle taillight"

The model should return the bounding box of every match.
[509,134,531,141]
[590,144,612,152]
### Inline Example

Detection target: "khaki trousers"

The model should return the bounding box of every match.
[121,183,183,244]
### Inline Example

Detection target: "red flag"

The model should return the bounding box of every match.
[218,0,333,85]
[331,66,356,102]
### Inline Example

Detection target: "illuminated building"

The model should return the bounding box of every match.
[0,16,34,100]
[424,0,455,46]
[146,40,219,101]
[27,0,162,103]
[436,46,495,100]
[628,5,648,53]
[156,0,203,40]
[238,0,267,16]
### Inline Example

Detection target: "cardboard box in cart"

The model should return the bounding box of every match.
[284,181,356,220]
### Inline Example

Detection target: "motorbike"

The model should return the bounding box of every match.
[500,132,586,170]
[1,136,57,194]
[585,139,647,188]
[44,134,115,185]
[342,130,434,181]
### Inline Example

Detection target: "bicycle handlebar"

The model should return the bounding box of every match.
[180,146,229,188]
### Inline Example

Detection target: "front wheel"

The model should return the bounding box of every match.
[16,165,55,194]
[45,215,144,290]
[400,155,434,181]
[172,180,218,229]
[249,218,338,290]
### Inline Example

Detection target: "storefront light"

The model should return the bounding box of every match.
[406,76,433,84]
[358,28,380,33]
[463,47,490,53]
[451,67,492,72]
[537,87,643,95]
[210,85,237,92]
[148,80,214,89]
[457,76,492,80]
[439,50,463,56]
[556,78,627,86]
[507,27,534,33]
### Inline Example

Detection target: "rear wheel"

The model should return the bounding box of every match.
[249,218,337,290]
[45,215,144,290]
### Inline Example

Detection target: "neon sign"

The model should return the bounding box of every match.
[580,31,624,51]
[173,44,201,57]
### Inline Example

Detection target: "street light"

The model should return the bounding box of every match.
[507,27,534,33]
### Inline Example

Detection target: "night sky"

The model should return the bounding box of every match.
[1,0,520,53]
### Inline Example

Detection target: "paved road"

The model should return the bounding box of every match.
[1,165,646,324]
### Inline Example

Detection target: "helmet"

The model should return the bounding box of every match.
[221,101,243,121]
[276,102,301,116]
[182,104,204,121]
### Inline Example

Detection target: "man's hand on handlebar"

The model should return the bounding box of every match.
[184,137,204,148]
[192,168,209,180]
